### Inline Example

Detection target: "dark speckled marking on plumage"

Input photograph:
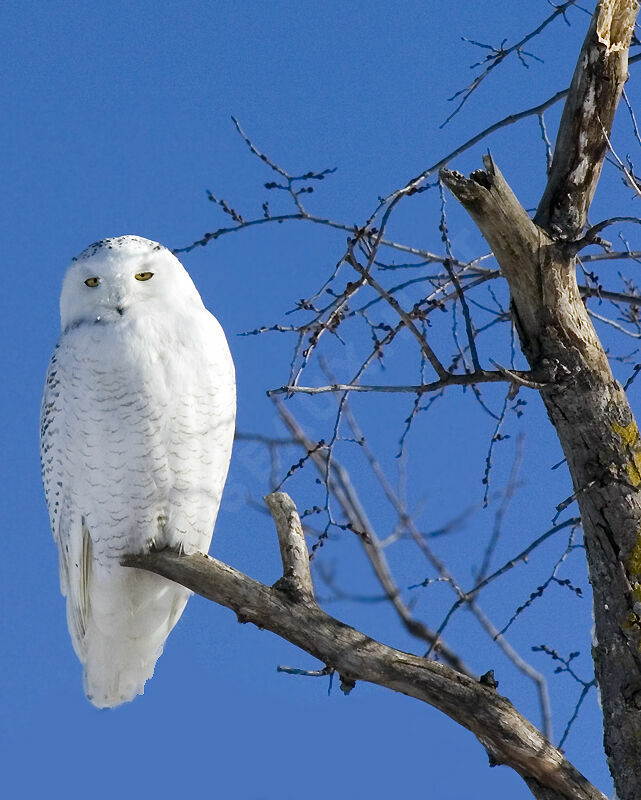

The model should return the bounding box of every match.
[40,234,236,707]
[72,236,169,263]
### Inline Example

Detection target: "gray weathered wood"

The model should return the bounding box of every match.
[440,5,641,797]
[442,152,641,800]
[264,491,314,599]
[122,493,604,800]
[535,0,639,238]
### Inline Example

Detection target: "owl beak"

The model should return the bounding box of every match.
[110,288,126,316]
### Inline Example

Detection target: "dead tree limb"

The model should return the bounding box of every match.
[264,492,314,599]
[274,400,473,677]
[535,0,639,237]
[441,3,641,797]
[123,491,604,800]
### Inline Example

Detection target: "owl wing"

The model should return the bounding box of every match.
[40,340,91,659]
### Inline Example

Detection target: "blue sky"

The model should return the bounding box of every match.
[1,2,634,798]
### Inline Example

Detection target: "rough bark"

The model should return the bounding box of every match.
[440,4,641,796]
[123,492,605,800]
[535,1,639,237]
[442,157,641,797]
[264,492,314,600]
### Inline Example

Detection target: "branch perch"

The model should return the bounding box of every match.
[123,492,604,800]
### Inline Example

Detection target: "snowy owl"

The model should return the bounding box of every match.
[40,235,236,708]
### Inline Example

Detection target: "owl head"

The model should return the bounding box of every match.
[60,236,203,331]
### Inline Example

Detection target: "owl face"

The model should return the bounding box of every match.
[60,236,202,331]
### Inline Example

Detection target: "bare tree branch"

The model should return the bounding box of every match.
[535,1,640,237]
[122,492,605,800]
[267,367,550,397]
[344,250,448,379]
[277,395,557,736]
[441,2,580,128]
[274,402,471,675]
[265,492,314,600]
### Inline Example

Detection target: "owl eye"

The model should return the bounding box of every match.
[84,277,100,287]
[135,272,154,282]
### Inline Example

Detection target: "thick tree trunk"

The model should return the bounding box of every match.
[441,157,641,797]
[440,5,641,796]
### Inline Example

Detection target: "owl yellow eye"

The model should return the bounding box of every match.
[135,272,154,282]
[84,277,100,287]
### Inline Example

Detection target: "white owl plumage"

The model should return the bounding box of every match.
[40,235,236,708]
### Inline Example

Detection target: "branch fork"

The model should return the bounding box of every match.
[265,492,314,601]
[122,492,604,800]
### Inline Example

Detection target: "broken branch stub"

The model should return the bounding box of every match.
[265,491,314,599]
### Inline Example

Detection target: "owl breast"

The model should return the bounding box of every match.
[59,306,235,565]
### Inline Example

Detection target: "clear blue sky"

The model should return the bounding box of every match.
[1,2,631,798]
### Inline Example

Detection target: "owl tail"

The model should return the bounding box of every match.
[80,563,190,709]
